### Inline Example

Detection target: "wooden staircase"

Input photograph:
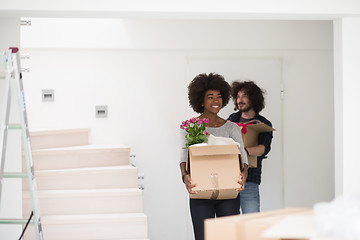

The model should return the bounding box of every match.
[22,128,148,240]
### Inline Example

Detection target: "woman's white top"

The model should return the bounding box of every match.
[179,121,248,165]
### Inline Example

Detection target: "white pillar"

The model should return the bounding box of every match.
[334,17,360,197]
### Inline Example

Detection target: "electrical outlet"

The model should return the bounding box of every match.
[95,105,108,118]
[42,89,54,102]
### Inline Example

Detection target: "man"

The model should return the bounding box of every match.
[228,81,273,213]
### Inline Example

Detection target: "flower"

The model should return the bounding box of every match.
[180,117,210,148]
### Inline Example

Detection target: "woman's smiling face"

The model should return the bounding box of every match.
[202,89,223,114]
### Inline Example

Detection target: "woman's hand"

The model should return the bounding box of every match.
[183,174,197,194]
[236,164,248,192]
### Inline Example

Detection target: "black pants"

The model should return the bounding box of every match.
[190,194,240,240]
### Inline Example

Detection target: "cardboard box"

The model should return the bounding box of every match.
[239,121,275,168]
[262,214,316,240]
[205,208,312,240]
[187,144,244,200]
[241,210,313,240]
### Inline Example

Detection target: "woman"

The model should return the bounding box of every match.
[179,73,249,240]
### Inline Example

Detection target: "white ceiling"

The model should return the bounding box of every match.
[0,0,360,19]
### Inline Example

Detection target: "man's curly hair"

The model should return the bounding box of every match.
[231,81,265,113]
[188,73,231,113]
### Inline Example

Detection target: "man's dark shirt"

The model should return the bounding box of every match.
[228,111,273,185]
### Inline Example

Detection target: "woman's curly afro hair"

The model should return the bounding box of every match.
[231,81,265,113]
[188,73,231,113]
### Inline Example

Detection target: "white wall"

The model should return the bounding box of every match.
[19,19,334,240]
[282,49,334,206]
[334,18,360,197]
[0,17,23,239]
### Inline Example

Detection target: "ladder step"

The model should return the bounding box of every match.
[7,123,22,129]
[0,218,34,224]
[3,172,28,178]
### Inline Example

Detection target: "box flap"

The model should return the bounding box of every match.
[245,122,275,133]
[189,145,240,157]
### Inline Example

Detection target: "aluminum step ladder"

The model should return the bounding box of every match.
[0,47,44,240]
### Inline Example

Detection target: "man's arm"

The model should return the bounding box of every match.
[246,145,265,157]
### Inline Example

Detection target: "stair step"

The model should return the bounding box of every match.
[23,189,143,215]
[23,165,138,190]
[23,213,148,240]
[30,128,90,150]
[23,129,148,239]
[28,144,131,170]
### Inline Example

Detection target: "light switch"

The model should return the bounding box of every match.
[42,89,54,102]
[95,105,108,118]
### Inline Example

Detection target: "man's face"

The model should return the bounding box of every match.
[237,90,252,112]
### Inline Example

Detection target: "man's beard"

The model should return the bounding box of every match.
[238,103,252,113]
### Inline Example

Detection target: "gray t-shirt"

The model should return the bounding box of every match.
[180,121,248,165]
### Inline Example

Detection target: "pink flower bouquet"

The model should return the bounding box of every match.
[180,117,210,148]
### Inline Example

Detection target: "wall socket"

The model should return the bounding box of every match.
[42,89,54,102]
[95,105,108,118]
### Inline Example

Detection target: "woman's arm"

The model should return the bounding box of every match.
[227,122,249,188]
[179,162,197,194]
[237,164,248,191]
[228,122,249,166]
